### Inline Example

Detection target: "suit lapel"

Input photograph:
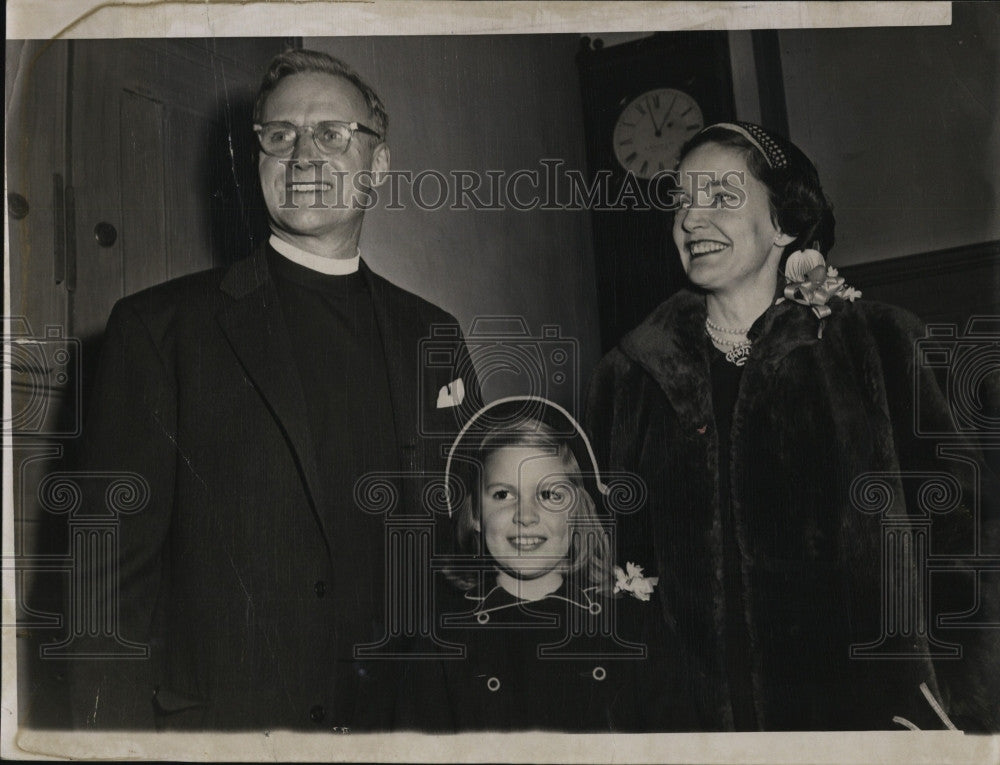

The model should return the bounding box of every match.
[361,261,418,470]
[216,248,333,549]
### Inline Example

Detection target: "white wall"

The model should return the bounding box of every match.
[779,4,1000,265]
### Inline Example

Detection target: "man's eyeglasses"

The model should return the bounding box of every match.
[253,121,382,157]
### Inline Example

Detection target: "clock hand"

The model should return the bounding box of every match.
[645,97,660,136]
[655,94,678,133]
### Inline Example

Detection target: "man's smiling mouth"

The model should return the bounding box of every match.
[287,181,333,191]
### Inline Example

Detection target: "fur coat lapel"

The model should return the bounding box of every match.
[618,289,825,419]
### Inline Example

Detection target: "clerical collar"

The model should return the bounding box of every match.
[269,234,360,275]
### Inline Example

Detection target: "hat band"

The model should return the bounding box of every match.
[708,121,789,169]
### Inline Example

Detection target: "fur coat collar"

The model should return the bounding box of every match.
[618,289,826,424]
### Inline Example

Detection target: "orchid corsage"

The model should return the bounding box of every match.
[613,562,658,602]
[775,249,862,338]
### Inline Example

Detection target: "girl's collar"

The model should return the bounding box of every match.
[465,579,602,623]
[496,570,563,602]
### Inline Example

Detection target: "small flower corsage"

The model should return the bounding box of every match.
[613,562,658,602]
[776,248,862,338]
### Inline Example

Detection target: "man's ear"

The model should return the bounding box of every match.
[774,231,795,247]
[369,143,390,187]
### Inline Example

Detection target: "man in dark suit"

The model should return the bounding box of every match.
[70,49,477,730]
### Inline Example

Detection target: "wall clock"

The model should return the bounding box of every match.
[577,32,737,352]
[612,87,704,178]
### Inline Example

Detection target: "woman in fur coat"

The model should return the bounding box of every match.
[584,122,999,731]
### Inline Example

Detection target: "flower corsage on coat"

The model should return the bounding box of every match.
[613,562,658,602]
[776,248,862,337]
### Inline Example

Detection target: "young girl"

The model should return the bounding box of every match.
[429,396,690,732]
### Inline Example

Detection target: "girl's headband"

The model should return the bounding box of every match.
[444,395,608,517]
[705,121,789,170]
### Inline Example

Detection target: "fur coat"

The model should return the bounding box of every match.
[585,289,999,731]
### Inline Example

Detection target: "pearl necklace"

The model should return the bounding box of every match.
[705,318,752,367]
[705,317,750,335]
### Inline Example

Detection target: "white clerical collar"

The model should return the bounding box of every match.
[269,235,361,275]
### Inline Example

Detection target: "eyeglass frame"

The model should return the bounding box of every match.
[252,120,383,157]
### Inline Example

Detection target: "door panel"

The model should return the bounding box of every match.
[120,89,168,296]
[71,38,290,342]
[7,41,71,353]
[7,36,293,729]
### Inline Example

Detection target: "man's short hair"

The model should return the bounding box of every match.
[253,49,388,139]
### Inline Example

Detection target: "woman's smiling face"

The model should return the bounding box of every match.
[476,446,574,580]
[673,142,791,296]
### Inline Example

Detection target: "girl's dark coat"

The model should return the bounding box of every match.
[585,289,999,731]
[408,580,694,732]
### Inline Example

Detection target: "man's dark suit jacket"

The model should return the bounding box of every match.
[70,246,477,730]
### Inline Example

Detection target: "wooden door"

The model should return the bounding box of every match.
[6,37,291,728]
[6,42,73,731]
[69,38,290,343]
[7,41,73,436]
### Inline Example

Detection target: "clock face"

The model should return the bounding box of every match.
[613,88,704,179]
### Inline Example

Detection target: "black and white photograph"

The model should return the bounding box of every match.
[3,2,999,762]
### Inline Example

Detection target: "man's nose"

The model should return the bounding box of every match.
[290,129,322,164]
